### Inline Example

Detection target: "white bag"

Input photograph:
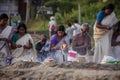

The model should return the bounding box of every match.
[101,56,116,64]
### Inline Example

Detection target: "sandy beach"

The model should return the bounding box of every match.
[0,61,120,80]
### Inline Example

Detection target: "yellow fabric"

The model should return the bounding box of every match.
[93,12,118,63]
[93,24,108,41]
[93,12,118,41]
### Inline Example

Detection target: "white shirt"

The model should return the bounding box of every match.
[49,20,56,31]
[66,27,74,39]
[72,23,81,36]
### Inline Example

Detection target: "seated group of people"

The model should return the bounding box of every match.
[35,23,91,63]
[0,13,92,66]
[1,4,120,66]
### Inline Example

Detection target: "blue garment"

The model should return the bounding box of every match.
[35,41,50,62]
[96,11,105,23]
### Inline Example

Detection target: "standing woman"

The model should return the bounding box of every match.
[50,25,69,62]
[93,4,118,63]
[11,22,38,63]
[0,13,14,66]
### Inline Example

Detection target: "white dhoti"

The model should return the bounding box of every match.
[93,12,118,63]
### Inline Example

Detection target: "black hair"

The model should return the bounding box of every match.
[102,3,115,11]
[41,34,47,40]
[0,13,9,21]
[17,22,27,33]
[68,23,71,27]
[74,19,78,23]
[56,25,67,36]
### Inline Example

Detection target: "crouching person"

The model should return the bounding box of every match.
[35,34,50,62]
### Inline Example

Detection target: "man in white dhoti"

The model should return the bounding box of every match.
[93,4,118,63]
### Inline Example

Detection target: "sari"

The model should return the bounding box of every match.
[49,34,69,62]
[11,33,38,63]
[93,12,118,63]
[0,26,13,66]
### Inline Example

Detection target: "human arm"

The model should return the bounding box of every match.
[50,35,59,50]
[11,41,22,49]
[50,44,59,50]
[96,11,111,30]
[0,38,10,43]
[23,40,33,49]
[96,21,111,30]
[40,42,50,53]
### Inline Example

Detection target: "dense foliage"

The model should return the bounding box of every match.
[28,0,120,36]
[44,0,120,25]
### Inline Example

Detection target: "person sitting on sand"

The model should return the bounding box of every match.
[11,22,38,63]
[50,25,69,62]
[72,23,91,56]
[35,34,50,62]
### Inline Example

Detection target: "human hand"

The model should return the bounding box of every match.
[52,46,57,50]
[16,44,22,48]
[29,57,33,62]
[1,38,10,42]
[23,45,28,49]
[62,43,67,50]
[106,26,112,30]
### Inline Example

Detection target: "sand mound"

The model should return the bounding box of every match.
[0,61,120,80]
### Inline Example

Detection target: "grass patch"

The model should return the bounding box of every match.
[27,19,49,35]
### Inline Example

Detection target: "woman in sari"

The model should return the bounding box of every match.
[93,4,118,63]
[50,25,69,62]
[11,22,38,63]
[0,13,14,66]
